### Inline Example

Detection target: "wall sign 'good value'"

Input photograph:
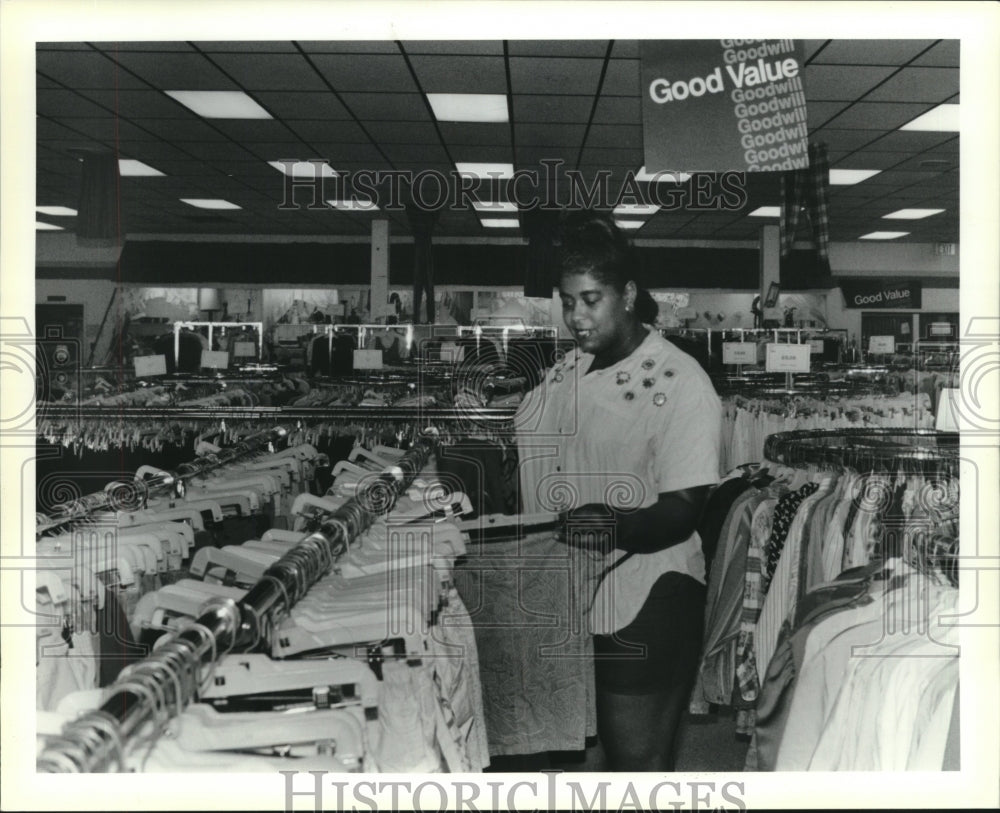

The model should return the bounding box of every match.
[641,39,808,173]
[764,342,811,373]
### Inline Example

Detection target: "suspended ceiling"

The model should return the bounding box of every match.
[35,39,960,243]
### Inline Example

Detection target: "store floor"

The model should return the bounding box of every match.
[484,708,750,773]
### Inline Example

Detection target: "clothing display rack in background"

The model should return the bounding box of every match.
[173,321,265,360]
[36,434,439,772]
[691,428,960,771]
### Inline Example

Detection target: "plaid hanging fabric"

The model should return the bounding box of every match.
[779,142,831,272]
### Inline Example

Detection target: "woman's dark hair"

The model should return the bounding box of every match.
[557,208,656,322]
[557,209,636,292]
[634,288,659,324]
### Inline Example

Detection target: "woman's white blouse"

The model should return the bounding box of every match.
[514,330,723,634]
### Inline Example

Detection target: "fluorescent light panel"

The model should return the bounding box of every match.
[180,198,242,210]
[480,219,519,228]
[326,199,379,211]
[427,93,508,123]
[829,169,882,185]
[882,208,945,220]
[615,220,645,230]
[36,206,77,216]
[472,200,517,213]
[613,203,659,216]
[269,160,338,179]
[860,231,909,240]
[748,206,781,217]
[899,103,959,132]
[165,90,272,119]
[119,159,165,177]
[455,162,514,180]
[36,221,64,230]
[636,167,691,183]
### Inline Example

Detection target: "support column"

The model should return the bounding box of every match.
[760,224,781,324]
[370,219,390,323]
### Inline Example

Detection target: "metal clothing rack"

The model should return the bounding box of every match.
[173,321,265,361]
[36,433,437,773]
[36,426,290,535]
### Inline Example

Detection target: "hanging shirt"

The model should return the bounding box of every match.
[515,329,722,634]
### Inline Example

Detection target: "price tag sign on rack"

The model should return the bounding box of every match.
[200,350,230,370]
[722,342,757,365]
[809,339,825,354]
[765,343,811,373]
[134,354,167,377]
[232,341,256,358]
[353,349,384,370]
[868,335,895,354]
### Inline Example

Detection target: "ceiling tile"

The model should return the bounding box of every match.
[864,67,958,103]
[207,53,329,91]
[36,90,115,118]
[365,121,442,145]
[513,94,593,123]
[809,39,936,65]
[252,91,351,120]
[831,151,909,170]
[803,65,896,100]
[157,141,262,161]
[408,55,507,93]
[44,117,118,141]
[803,40,830,61]
[113,52,241,90]
[310,54,417,92]
[509,58,603,95]
[296,41,401,54]
[600,59,640,96]
[382,144,451,164]
[804,101,853,129]
[585,124,643,149]
[515,123,586,147]
[308,143,387,164]
[592,95,641,125]
[197,41,299,53]
[37,50,149,89]
[276,119,368,142]
[77,88,200,118]
[864,130,957,152]
[399,41,505,56]
[810,128,885,151]
[508,41,610,58]
[911,40,959,67]
[823,102,935,130]
[338,92,431,121]
[448,145,513,164]
[137,118,232,141]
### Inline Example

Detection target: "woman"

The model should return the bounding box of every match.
[514,210,722,770]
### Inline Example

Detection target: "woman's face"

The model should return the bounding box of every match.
[559,270,636,357]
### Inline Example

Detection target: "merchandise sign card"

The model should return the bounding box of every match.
[353,349,383,370]
[765,343,811,373]
[722,342,757,364]
[809,338,825,354]
[869,335,896,354]
[232,341,257,358]
[200,350,230,369]
[641,40,808,172]
[134,354,167,377]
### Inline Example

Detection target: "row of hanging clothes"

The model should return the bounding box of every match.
[690,428,960,771]
[35,424,492,773]
[715,381,936,475]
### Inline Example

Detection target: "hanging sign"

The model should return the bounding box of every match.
[765,343,811,372]
[722,342,757,364]
[839,280,922,309]
[640,40,808,173]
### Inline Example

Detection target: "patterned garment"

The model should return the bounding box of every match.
[779,142,831,270]
[735,497,779,703]
[764,482,821,585]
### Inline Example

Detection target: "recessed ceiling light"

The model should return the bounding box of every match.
[829,169,882,185]
[636,167,691,183]
[615,220,645,230]
[165,90,272,119]
[882,208,945,220]
[326,198,379,211]
[180,198,242,210]
[472,200,517,213]
[269,160,339,179]
[899,103,959,132]
[427,93,508,123]
[613,203,659,216]
[480,219,519,228]
[119,159,165,177]
[455,163,515,180]
[859,231,909,240]
[35,206,78,216]
[748,206,781,217]
[36,221,64,230]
